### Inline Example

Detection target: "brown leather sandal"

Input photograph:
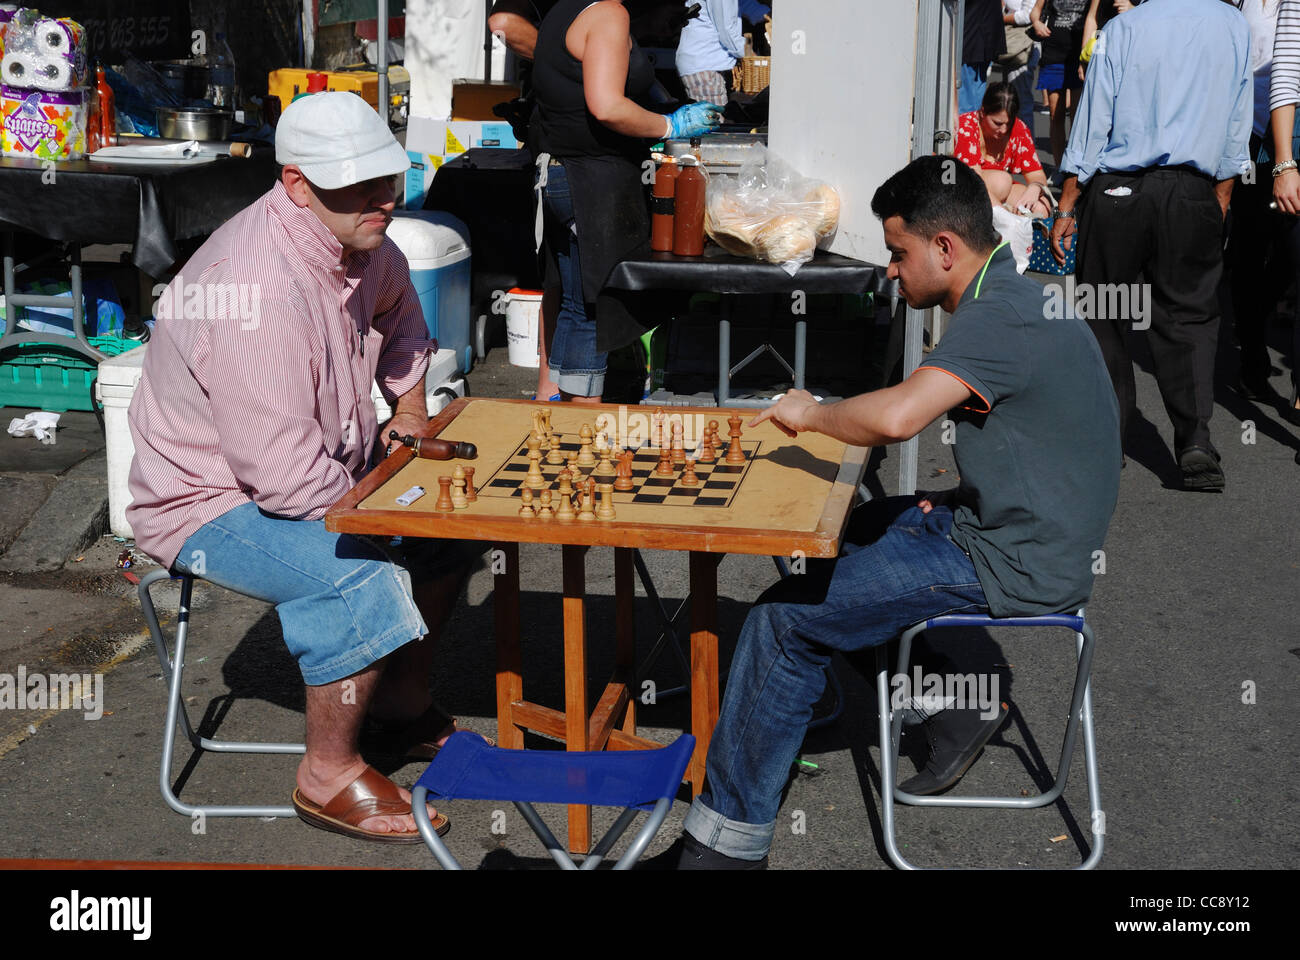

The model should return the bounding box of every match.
[292,765,449,843]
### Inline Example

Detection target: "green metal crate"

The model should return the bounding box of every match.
[0,337,142,412]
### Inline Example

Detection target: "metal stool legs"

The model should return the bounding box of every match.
[138,568,305,819]
[876,611,1103,869]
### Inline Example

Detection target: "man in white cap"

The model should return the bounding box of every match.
[127,92,484,843]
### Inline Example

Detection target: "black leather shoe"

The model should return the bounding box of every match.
[1234,374,1275,402]
[1178,445,1224,492]
[672,833,769,870]
[899,701,1009,796]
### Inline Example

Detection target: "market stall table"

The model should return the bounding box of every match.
[0,152,277,362]
[325,396,868,853]
[603,248,892,407]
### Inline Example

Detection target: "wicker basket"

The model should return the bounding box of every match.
[733,55,770,94]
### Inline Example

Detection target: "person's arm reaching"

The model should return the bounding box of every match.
[1272,0,1300,213]
[749,369,972,447]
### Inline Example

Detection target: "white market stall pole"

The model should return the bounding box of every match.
[767,0,961,496]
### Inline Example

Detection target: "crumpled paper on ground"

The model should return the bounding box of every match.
[7,411,60,444]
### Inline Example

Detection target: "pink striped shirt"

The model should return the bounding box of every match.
[126,181,433,569]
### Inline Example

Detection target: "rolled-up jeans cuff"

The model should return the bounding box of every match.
[549,365,605,398]
[683,796,774,861]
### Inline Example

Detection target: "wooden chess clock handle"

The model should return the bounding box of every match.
[388,431,478,460]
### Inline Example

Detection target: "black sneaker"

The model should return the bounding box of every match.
[898,701,1009,796]
[671,833,769,870]
[1178,445,1224,492]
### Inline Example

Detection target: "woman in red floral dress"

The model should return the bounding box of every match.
[955,83,1053,218]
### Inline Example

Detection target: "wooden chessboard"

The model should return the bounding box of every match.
[327,398,869,558]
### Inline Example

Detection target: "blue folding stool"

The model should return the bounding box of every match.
[874,610,1103,869]
[413,732,695,869]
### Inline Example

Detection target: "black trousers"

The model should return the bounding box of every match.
[1075,168,1224,453]
[1228,137,1300,393]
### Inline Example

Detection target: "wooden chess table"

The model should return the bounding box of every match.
[326,397,867,852]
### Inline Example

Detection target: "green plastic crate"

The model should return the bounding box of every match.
[0,336,142,412]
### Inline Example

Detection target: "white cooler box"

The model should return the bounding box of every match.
[99,345,467,540]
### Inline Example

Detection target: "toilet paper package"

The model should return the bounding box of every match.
[0,9,85,91]
[1,84,86,159]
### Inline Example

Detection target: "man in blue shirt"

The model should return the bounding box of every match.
[676,0,746,105]
[1051,0,1252,491]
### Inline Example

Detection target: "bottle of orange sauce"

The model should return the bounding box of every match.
[96,63,116,147]
[672,155,707,257]
[650,153,679,252]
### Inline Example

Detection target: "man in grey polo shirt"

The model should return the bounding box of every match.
[675,156,1120,868]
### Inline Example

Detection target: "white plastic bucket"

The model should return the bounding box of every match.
[95,345,148,539]
[504,288,542,368]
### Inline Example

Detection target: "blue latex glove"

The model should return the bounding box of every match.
[665,101,723,140]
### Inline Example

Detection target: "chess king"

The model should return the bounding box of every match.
[672,156,1120,869]
[125,93,487,844]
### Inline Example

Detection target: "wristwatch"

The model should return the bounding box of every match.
[1272,159,1298,178]
[1056,209,1076,219]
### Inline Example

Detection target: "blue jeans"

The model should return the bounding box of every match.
[1009,44,1040,133]
[959,61,990,114]
[542,161,607,397]
[683,496,988,860]
[173,501,479,686]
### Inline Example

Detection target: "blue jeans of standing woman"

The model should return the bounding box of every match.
[542,160,607,397]
[683,496,989,860]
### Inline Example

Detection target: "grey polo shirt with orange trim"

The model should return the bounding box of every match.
[919,243,1120,617]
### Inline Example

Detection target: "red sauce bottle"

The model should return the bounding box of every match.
[650,154,679,252]
[672,156,706,257]
[96,65,116,147]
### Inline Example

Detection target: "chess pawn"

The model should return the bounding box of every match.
[555,488,576,521]
[708,419,721,448]
[697,432,716,463]
[546,434,564,465]
[670,420,686,464]
[537,489,554,519]
[519,487,536,518]
[577,482,597,521]
[567,450,581,480]
[578,423,596,466]
[464,466,477,502]
[557,467,575,499]
[656,444,674,476]
[595,447,616,478]
[681,459,699,486]
[451,465,468,508]
[596,482,616,520]
[652,406,666,448]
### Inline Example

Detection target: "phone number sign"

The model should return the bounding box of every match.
[58,2,193,61]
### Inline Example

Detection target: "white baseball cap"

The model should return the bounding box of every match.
[275,91,409,190]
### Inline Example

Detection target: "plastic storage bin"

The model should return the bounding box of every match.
[95,343,148,538]
[387,211,473,375]
[0,336,140,412]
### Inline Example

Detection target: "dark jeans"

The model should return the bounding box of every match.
[683,496,988,859]
[1229,138,1300,393]
[1076,168,1224,453]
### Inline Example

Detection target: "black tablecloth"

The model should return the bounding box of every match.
[0,154,278,277]
[604,248,890,295]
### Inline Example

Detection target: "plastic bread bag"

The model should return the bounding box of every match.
[705,148,841,275]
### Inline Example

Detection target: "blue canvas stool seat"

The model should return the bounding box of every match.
[137,568,305,819]
[413,731,695,869]
[874,610,1102,869]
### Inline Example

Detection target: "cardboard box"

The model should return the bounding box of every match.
[403,118,520,209]
[451,80,521,120]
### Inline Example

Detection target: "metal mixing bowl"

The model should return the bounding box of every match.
[155,107,233,141]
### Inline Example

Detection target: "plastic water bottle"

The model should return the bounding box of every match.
[208,33,238,109]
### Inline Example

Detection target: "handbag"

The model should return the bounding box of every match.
[1028,215,1076,276]
[998,24,1034,70]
